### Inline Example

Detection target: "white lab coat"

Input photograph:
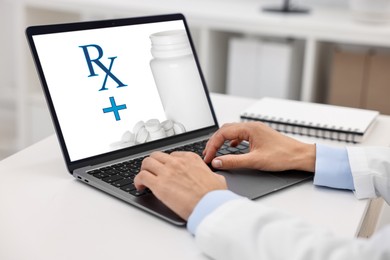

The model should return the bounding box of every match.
[195,147,390,260]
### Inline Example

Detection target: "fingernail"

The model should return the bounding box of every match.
[212,159,222,168]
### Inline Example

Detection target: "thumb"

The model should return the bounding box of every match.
[211,154,253,170]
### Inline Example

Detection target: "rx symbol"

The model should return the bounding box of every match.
[102,96,127,121]
[79,44,127,91]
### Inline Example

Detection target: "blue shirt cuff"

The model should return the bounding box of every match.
[314,144,354,190]
[187,190,243,236]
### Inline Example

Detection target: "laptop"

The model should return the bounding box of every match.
[26,13,312,226]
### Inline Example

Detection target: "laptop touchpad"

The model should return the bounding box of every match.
[217,169,297,200]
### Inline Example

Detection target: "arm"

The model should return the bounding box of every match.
[134,122,390,260]
[204,122,390,202]
[195,198,390,260]
[188,143,356,234]
[314,144,390,203]
[134,122,317,220]
[348,147,390,204]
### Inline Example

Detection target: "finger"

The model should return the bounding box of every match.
[204,124,249,163]
[204,124,245,152]
[203,133,229,163]
[211,153,254,170]
[148,151,171,164]
[169,151,187,157]
[203,137,241,161]
[134,170,158,191]
[170,151,200,159]
[229,139,242,147]
[141,156,166,176]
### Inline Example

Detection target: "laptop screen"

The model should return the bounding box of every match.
[31,17,215,162]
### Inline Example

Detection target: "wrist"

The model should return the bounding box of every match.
[187,190,243,235]
[292,143,316,172]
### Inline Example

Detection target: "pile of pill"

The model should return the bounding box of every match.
[110,119,186,149]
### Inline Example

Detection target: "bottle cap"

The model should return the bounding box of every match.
[150,30,192,58]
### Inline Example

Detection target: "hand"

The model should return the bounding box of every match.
[203,122,316,172]
[134,151,227,220]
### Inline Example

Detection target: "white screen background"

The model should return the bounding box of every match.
[33,20,214,161]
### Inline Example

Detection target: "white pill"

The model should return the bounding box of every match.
[136,127,149,144]
[110,141,135,149]
[121,131,135,143]
[133,121,145,134]
[120,142,135,148]
[109,141,123,149]
[129,134,136,143]
[161,120,174,131]
[173,122,186,134]
[145,119,161,132]
[149,128,167,141]
[166,128,175,137]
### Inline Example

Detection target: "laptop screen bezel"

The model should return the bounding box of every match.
[26,13,219,173]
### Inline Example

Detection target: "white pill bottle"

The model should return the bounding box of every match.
[149,30,213,132]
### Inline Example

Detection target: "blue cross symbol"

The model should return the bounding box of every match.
[102,96,127,121]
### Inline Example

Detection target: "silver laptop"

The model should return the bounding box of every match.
[26,13,312,226]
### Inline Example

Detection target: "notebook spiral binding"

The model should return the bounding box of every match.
[241,112,362,143]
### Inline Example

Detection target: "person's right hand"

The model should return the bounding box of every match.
[203,122,316,173]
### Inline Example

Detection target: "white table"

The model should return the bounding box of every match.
[1,93,389,259]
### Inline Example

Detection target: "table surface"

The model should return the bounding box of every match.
[1,93,390,260]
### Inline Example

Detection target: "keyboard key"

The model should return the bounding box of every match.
[88,139,248,198]
[93,172,109,179]
[129,189,147,197]
[103,169,118,176]
[112,178,133,188]
[227,147,239,153]
[236,143,249,150]
[112,163,125,168]
[128,168,140,175]
[216,149,230,156]
[118,171,134,178]
[121,183,137,192]
[87,169,101,175]
[102,174,123,183]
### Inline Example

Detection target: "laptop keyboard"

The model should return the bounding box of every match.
[86,140,249,197]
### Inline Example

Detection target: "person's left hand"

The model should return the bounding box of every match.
[134,151,227,220]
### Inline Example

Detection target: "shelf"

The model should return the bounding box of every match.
[0,109,17,160]
[5,0,390,152]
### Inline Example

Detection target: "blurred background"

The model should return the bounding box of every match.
[1,0,390,160]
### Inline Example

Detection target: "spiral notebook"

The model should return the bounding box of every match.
[240,97,379,143]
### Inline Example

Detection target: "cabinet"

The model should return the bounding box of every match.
[365,52,390,114]
[2,0,390,158]
[327,46,390,114]
[0,1,16,158]
[226,37,304,100]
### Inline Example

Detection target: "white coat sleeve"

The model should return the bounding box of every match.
[195,199,390,260]
[347,147,390,204]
